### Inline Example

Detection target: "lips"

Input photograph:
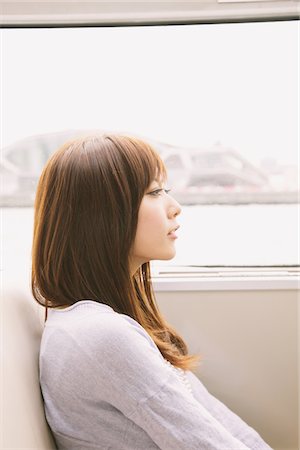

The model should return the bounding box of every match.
[167,225,180,236]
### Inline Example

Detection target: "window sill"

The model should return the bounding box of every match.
[151,266,300,291]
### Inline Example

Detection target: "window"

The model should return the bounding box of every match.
[1,20,298,266]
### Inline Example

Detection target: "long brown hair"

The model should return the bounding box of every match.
[32,133,199,370]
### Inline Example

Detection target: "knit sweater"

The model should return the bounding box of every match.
[39,300,273,450]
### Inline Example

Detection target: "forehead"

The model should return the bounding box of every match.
[140,147,167,188]
[154,165,167,183]
[150,177,165,187]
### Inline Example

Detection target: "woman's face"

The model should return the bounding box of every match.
[130,180,181,274]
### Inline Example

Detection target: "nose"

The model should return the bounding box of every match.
[168,197,181,218]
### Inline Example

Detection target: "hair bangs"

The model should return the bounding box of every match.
[121,135,167,192]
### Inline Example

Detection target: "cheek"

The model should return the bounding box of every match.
[135,214,158,245]
[134,205,164,247]
[140,213,158,231]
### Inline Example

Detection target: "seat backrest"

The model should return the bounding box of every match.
[2,286,57,449]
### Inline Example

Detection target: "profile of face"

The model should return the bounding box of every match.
[130,179,181,274]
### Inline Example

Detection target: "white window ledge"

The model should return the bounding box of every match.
[1,1,298,26]
[151,267,300,291]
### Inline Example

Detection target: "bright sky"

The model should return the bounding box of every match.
[1,20,299,165]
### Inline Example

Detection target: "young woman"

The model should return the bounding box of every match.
[32,134,272,450]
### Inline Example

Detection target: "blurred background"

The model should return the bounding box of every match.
[1,20,299,266]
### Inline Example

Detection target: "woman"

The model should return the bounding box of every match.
[32,134,272,450]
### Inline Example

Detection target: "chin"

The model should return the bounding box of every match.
[157,250,176,261]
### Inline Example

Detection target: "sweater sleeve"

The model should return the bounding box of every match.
[63,312,263,450]
[187,372,273,450]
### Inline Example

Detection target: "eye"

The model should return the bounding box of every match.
[148,188,171,196]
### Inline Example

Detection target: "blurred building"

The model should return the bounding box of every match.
[1,131,298,206]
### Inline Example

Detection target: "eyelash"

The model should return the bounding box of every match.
[149,188,171,196]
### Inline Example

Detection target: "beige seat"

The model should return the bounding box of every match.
[2,286,57,449]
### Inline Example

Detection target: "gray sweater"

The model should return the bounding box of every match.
[40,300,272,450]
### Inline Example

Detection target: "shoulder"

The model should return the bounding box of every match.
[41,301,167,398]
[43,300,159,357]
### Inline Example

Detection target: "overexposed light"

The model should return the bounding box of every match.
[1,21,298,166]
